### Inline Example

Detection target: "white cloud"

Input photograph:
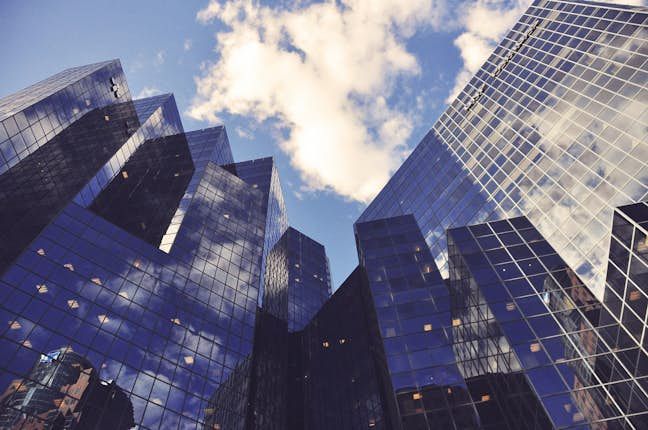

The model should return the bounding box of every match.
[184,39,193,51]
[235,126,253,140]
[155,50,166,66]
[191,0,451,203]
[136,86,162,99]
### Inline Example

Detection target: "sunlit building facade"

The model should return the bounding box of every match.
[359,0,648,300]
[1,0,647,428]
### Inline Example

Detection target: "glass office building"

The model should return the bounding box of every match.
[359,0,648,300]
[0,60,300,430]
[1,0,647,429]
[263,227,331,332]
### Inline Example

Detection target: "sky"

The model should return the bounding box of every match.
[3,0,633,289]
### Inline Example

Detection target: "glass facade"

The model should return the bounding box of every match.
[263,227,331,332]
[0,60,131,175]
[0,60,285,429]
[1,0,647,428]
[359,0,648,299]
[224,157,289,301]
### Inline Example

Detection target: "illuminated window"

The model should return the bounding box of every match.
[295,278,300,282]
[481,395,491,401]
[629,290,641,301]
[423,265,431,273]
[36,248,46,256]
[36,284,48,294]
[174,172,180,177]
[506,302,516,311]
[22,340,32,348]
[122,171,129,179]
[171,318,181,325]
[223,214,230,219]
[423,324,432,332]
[64,263,75,271]
[10,321,21,330]
[118,291,129,299]
[67,300,79,309]
[97,314,109,324]
[452,318,461,327]
[91,278,102,285]
[414,246,421,252]
[85,99,91,106]
[322,341,329,348]
[412,393,422,400]
[339,338,346,344]
[530,343,541,352]
[573,412,584,422]
[133,259,142,268]
[295,263,300,268]
[447,387,452,394]
[104,115,110,121]
[368,420,376,428]
[184,356,194,365]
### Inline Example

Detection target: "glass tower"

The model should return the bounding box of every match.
[1,0,647,428]
[359,0,648,299]
[0,60,293,430]
[263,226,332,332]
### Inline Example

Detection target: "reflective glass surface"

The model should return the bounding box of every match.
[359,0,648,299]
[0,61,131,177]
[263,227,331,331]
[224,158,289,301]
[448,214,648,429]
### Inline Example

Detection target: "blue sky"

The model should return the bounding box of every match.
[0,0,550,289]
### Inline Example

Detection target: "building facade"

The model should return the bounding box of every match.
[359,0,648,300]
[0,60,301,430]
[1,0,647,428]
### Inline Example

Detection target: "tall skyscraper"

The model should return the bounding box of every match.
[0,60,320,430]
[359,0,648,300]
[1,0,647,428]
